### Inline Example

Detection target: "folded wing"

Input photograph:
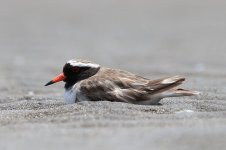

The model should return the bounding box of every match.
[79,68,199,104]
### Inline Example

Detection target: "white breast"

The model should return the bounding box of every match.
[64,83,90,104]
[64,88,76,104]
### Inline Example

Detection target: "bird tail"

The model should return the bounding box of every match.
[145,76,200,104]
[148,76,186,94]
[165,88,200,97]
[148,75,200,96]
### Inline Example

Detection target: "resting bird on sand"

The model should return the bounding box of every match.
[45,59,199,104]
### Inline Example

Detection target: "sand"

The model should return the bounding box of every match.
[0,0,226,150]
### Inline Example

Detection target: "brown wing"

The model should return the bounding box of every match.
[79,68,152,103]
[79,68,186,103]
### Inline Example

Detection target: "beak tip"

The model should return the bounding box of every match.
[45,81,54,86]
[45,73,65,86]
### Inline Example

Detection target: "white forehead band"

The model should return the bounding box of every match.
[67,60,100,68]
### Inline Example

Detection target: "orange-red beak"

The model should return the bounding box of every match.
[45,73,66,86]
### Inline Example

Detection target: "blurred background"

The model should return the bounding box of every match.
[0,0,225,96]
[0,0,226,150]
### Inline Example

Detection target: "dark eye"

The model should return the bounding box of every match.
[72,67,80,73]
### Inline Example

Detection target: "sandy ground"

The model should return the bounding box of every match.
[0,0,226,150]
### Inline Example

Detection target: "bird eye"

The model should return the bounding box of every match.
[72,67,80,73]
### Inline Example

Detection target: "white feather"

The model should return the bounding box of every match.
[64,89,76,104]
[64,82,90,104]
[67,60,100,68]
[161,76,182,84]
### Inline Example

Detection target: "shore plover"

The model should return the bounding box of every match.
[45,59,199,104]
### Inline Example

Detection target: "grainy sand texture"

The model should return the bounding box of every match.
[0,0,226,150]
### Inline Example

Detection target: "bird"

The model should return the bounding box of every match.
[45,59,199,105]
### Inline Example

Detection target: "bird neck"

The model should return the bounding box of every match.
[64,80,78,90]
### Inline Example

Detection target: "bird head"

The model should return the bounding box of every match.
[45,59,100,89]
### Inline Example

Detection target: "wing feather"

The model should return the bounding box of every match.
[79,68,185,103]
